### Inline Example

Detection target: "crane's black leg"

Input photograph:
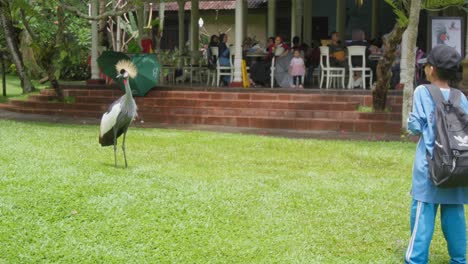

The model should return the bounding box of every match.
[122,129,128,168]
[113,128,118,167]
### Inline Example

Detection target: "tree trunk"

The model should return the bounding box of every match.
[99,0,108,48]
[1,52,6,96]
[401,0,421,131]
[0,1,35,94]
[372,22,405,111]
[49,5,66,99]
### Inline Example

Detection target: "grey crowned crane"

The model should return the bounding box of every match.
[99,60,138,168]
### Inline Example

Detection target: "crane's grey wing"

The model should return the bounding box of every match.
[100,97,123,137]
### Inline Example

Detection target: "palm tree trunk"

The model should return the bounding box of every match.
[0,0,35,94]
[372,22,405,111]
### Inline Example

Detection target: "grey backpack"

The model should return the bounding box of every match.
[426,85,468,187]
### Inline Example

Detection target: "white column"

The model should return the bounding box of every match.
[267,0,276,38]
[371,0,380,39]
[243,0,248,42]
[291,0,297,41]
[177,0,186,70]
[90,0,99,79]
[303,0,312,45]
[232,0,244,84]
[178,0,185,55]
[296,0,303,40]
[190,0,199,55]
[336,0,346,43]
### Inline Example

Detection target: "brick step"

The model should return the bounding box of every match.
[41,88,123,98]
[145,90,365,102]
[137,113,401,134]
[17,95,363,112]
[44,88,390,103]
[33,92,402,113]
[29,94,58,102]
[8,99,108,112]
[30,94,114,104]
[138,106,402,121]
[0,104,102,118]
[136,98,360,111]
[0,103,401,134]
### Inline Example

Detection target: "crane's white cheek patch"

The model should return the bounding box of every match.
[100,103,122,136]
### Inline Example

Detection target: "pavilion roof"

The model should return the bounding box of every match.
[151,0,267,11]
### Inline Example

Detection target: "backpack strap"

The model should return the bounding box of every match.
[425,84,446,105]
[425,84,461,107]
[448,88,462,107]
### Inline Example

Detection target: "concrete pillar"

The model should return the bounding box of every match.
[190,0,199,58]
[291,0,297,41]
[177,0,185,57]
[371,0,380,39]
[296,0,303,41]
[336,0,346,43]
[243,0,248,42]
[90,0,99,80]
[303,0,312,45]
[267,0,276,38]
[232,0,244,85]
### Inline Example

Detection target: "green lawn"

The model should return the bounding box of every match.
[0,120,458,263]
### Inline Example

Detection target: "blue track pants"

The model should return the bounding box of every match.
[405,199,466,264]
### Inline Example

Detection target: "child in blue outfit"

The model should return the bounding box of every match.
[406,45,468,264]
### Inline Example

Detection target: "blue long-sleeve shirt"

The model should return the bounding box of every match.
[407,85,468,204]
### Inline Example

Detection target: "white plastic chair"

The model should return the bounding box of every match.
[347,45,373,89]
[270,56,276,88]
[207,47,218,86]
[214,46,234,86]
[181,51,203,84]
[318,46,345,89]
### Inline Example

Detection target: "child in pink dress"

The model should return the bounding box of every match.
[289,49,306,88]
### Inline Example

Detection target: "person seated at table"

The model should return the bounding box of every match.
[249,36,286,87]
[292,36,309,56]
[206,34,219,70]
[273,36,294,88]
[218,33,231,85]
[347,29,371,88]
[368,36,383,55]
[265,36,275,55]
[328,31,347,68]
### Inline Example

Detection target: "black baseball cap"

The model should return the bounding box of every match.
[427,45,462,71]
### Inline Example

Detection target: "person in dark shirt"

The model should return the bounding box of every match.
[328,31,346,68]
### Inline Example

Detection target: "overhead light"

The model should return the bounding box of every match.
[355,0,364,7]
[198,17,204,28]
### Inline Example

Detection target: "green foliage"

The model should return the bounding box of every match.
[127,40,142,53]
[8,64,17,75]
[9,0,90,81]
[0,120,458,262]
[384,0,409,27]
[121,12,140,42]
[357,105,374,113]
[423,0,466,9]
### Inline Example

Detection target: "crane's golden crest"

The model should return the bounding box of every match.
[115,60,137,79]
